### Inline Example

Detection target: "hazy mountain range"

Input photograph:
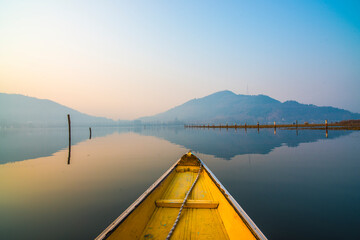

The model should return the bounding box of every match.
[1,91,359,127]
[139,90,360,124]
[0,93,119,127]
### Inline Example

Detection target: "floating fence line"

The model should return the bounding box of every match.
[184,121,360,131]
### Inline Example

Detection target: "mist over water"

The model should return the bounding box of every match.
[1,127,359,239]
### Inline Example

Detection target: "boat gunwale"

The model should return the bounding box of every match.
[198,157,268,240]
[95,159,180,240]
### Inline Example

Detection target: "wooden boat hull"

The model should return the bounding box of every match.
[96,153,267,240]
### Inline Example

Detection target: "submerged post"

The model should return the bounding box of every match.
[89,127,92,139]
[67,114,71,165]
[274,121,276,129]
[296,120,298,129]
[325,120,328,130]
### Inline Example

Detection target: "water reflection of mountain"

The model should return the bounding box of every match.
[0,127,121,164]
[136,127,352,160]
[1,126,353,164]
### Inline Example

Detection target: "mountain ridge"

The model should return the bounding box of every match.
[138,90,360,124]
[0,93,118,127]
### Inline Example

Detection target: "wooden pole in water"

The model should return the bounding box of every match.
[296,120,298,129]
[274,121,276,129]
[325,120,328,129]
[89,127,92,139]
[67,114,71,165]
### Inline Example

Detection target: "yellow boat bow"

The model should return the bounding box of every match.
[96,152,267,240]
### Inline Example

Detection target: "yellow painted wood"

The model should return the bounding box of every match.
[200,170,256,239]
[142,207,230,239]
[106,171,176,240]
[175,166,200,173]
[155,199,219,209]
[105,160,257,240]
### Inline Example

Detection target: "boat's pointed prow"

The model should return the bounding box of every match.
[96,153,267,240]
[178,151,201,166]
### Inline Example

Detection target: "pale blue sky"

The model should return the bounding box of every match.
[1,0,359,119]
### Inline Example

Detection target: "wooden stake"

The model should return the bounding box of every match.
[67,114,71,165]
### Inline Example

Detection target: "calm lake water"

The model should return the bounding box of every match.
[1,127,359,239]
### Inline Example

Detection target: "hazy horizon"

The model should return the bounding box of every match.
[1,1,360,120]
[0,90,360,125]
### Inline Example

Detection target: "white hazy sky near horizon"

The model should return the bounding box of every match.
[1,1,360,120]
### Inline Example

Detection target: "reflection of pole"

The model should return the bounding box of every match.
[67,114,71,165]
[89,127,92,139]
[325,120,328,138]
